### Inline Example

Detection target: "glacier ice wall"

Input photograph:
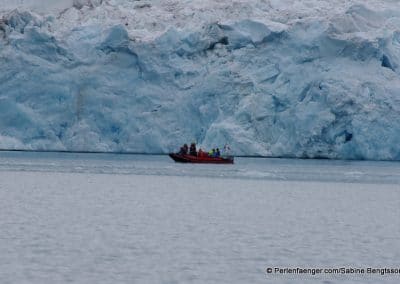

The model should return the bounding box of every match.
[0,1,400,160]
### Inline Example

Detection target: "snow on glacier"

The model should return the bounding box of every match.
[0,0,399,160]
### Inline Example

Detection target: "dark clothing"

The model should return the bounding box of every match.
[189,143,197,156]
[180,144,188,155]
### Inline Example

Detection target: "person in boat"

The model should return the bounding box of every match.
[189,142,197,156]
[212,148,218,157]
[216,148,220,157]
[179,144,188,155]
[209,148,215,157]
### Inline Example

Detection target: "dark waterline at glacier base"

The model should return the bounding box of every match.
[1,148,400,162]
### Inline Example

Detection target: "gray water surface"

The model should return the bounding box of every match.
[0,152,399,284]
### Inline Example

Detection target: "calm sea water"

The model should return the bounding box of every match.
[0,152,399,284]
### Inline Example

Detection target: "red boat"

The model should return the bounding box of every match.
[169,153,234,164]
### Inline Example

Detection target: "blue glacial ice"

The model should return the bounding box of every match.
[0,1,399,160]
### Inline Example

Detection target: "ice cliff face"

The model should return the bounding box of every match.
[0,0,400,160]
